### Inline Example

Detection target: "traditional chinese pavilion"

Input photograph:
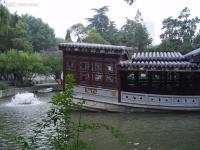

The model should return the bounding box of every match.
[59,43,200,111]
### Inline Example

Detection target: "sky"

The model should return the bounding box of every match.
[4,0,200,45]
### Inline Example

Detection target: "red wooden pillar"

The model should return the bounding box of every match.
[102,62,106,88]
[76,57,80,85]
[193,72,200,95]
[117,70,122,103]
[89,59,92,86]
[198,73,200,95]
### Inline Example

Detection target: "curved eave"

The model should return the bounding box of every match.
[118,61,200,72]
[59,42,134,54]
[118,66,200,72]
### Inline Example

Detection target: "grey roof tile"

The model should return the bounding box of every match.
[59,42,134,52]
[131,52,185,61]
[119,60,198,69]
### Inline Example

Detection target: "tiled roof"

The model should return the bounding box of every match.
[119,60,198,69]
[59,42,134,51]
[184,48,200,59]
[119,51,199,70]
[132,52,184,61]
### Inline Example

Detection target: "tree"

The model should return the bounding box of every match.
[42,52,62,84]
[10,20,33,51]
[21,14,56,51]
[70,23,86,42]
[0,4,10,35]
[103,21,120,45]
[0,5,58,52]
[159,7,200,52]
[134,9,143,23]
[65,29,72,42]
[193,31,200,49]
[87,6,123,45]
[125,0,136,5]
[119,18,152,51]
[87,6,110,36]
[0,4,11,51]
[0,8,33,51]
[55,37,65,45]
[0,50,46,86]
[83,29,110,44]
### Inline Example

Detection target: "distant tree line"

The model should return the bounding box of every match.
[0,4,63,52]
[0,50,62,87]
[66,6,152,51]
[154,7,200,53]
[0,4,63,87]
[66,6,200,53]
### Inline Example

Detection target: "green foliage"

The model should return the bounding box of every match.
[119,18,152,51]
[21,14,56,51]
[70,23,87,42]
[87,6,110,35]
[83,29,110,44]
[159,7,200,53]
[67,6,152,49]
[42,52,62,83]
[0,50,46,86]
[87,6,121,45]
[0,5,57,52]
[0,80,9,90]
[13,75,125,149]
[0,4,10,36]
[193,32,200,49]
[102,21,120,45]
[65,29,72,42]
[56,37,65,45]
[10,19,33,51]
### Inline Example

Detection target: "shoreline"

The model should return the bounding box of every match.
[0,83,62,99]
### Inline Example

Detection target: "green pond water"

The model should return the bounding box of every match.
[0,92,200,150]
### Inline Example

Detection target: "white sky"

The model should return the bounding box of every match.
[5,0,200,45]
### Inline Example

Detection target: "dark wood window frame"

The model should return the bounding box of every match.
[80,61,89,84]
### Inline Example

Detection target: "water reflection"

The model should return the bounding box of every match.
[0,93,200,150]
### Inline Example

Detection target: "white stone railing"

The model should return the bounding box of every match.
[73,86,118,103]
[121,91,200,107]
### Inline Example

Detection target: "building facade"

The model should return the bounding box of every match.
[59,43,200,111]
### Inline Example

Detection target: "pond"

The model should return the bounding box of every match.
[0,92,200,150]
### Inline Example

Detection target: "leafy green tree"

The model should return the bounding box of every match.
[83,29,110,44]
[103,21,120,45]
[21,14,56,51]
[65,29,72,42]
[0,10,33,51]
[159,7,200,52]
[119,18,152,51]
[193,32,200,49]
[0,50,46,86]
[134,9,143,23]
[87,6,122,45]
[0,3,10,35]
[87,6,110,36]
[10,20,33,51]
[70,23,87,42]
[0,4,11,51]
[42,52,62,84]
[55,37,65,45]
